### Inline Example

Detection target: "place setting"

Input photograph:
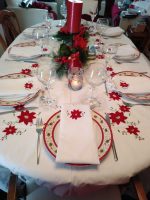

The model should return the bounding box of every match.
[7,40,50,61]
[0,73,41,113]
[43,103,113,166]
[113,44,140,63]
[111,71,150,105]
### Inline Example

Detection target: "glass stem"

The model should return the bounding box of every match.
[91,86,95,99]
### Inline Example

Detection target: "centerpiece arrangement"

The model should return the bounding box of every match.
[53,0,90,78]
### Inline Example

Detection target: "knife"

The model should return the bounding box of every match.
[105,113,118,161]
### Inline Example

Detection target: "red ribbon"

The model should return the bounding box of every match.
[66,0,83,34]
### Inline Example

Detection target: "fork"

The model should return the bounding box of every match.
[104,81,118,161]
[36,118,43,165]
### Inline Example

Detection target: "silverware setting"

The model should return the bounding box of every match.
[122,100,150,107]
[5,58,38,63]
[104,81,118,161]
[113,58,139,64]
[36,117,43,165]
[105,113,118,162]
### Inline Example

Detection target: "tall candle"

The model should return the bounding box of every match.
[66,0,83,33]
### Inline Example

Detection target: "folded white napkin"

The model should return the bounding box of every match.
[23,28,34,37]
[113,75,150,94]
[102,27,124,37]
[0,77,40,96]
[9,46,42,58]
[115,44,139,60]
[56,104,100,164]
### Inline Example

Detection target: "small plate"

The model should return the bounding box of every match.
[112,71,150,101]
[43,110,113,166]
[0,73,40,106]
[8,41,42,61]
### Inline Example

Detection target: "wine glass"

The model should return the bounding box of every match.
[32,27,49,48]
[85,63,107,109]
[37,67,56,107]
[44,13,52,29]
[96,18,109,35]
[60,1,67,23]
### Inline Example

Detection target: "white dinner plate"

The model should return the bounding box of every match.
[43,110,113,166]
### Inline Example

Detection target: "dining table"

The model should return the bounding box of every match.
[0,19,150,197]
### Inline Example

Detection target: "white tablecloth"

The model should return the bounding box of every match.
[0,20,150,196]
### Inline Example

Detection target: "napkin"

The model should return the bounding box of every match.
[102,27,124,37]
[9,46,42,58]
[0,77,40,96]
[23,28,34,37]
[56,104,100,164]
[114,44,139,60]
[113,75,150,94]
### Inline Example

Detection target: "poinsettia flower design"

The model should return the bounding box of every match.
[14,104,25,111]
[17,110,36,125]
[109,111,127,125]
[43,48,48,52]
[24,83,33,89]
[120,82,129,88]
[21,69,31,75]
[126,125,140,135]
[70,109,82,120]
[3,125,17,135]
[32,63,39,68]
[109,91,121,101]
[119,105,130,112]
[110,72,116,77]
[96,54,105,59]
[106,67,113,71]
[95,39,100,42]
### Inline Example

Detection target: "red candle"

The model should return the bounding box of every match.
[66,0,83,34]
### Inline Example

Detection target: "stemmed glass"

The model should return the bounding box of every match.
[32,27,49,49]
[96,18,109,35]
[37,67,56,107]
[85,63,107,109]
[60,0,67,26]
[44,13,52,30]
[89,9,97,31]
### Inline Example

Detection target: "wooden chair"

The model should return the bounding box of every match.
[0,9,21,46]
[7,172,148,200]
[0,34,7,56]
[143,38,150,60]
[7,173,26,200]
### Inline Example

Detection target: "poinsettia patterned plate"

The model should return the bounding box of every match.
[0,73,40,106]
[112,71,150,102]
[43,110,112,166]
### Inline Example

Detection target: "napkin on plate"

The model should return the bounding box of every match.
[0,77,40,97]
[56,104,100,164]
[102,27,124,37]
[9,46,42,58]
[23,28,34,37]
[113,75,150,94]
[114,44,139,60]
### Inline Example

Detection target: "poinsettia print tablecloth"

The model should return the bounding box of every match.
[0,20,150,197]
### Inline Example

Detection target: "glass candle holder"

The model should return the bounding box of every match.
[68,67,83,91]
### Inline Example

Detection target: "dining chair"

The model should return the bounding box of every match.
[7,172,148,200]
[7,173,26,200]
[0,9,21,46]
[0,34,7,57]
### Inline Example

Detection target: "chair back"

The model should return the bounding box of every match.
[144,38,150,60]
[0,9,21,46]
[0,34,7,57]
